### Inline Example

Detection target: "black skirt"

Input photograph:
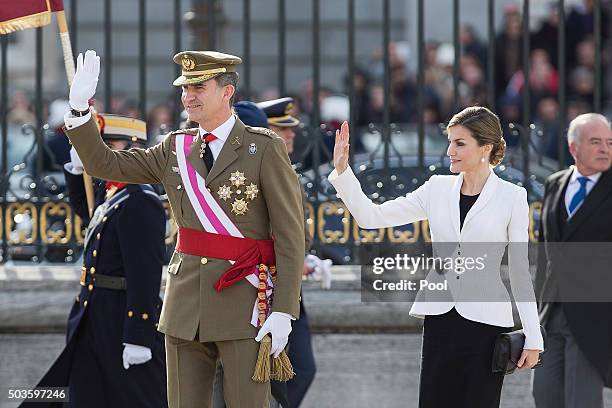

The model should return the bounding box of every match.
[418,307,509,408]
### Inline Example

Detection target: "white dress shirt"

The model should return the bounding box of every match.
[199,114,236,160]
[564,166,601,218]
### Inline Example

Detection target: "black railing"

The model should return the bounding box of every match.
[0,0,609,264]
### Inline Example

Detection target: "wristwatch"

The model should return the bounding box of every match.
[70,107,90,117]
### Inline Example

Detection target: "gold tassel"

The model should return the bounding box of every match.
[271,350,295,381]
[0,13,51,35]
[252,335,272,383]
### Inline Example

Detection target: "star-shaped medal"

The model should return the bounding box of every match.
[229,171,246,187]
[231,198,248,215]
[217,185,233,201]
[245,183,259,200]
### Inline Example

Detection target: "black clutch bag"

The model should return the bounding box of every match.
[492,326,546,375]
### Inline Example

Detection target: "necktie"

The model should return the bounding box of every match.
[568,176,589,215]
[203,133,218,172]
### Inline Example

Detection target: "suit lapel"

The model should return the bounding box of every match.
[206,119,244,184]
[447,173,462,239]
[547,169,572,242]
[186,129,209,180]
[461,169,499,233]
[562,169,612,241]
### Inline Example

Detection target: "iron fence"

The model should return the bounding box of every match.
[0,0,609,264]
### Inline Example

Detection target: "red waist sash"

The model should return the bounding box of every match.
[176,227,275,292]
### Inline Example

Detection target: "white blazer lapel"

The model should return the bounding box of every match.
[462,169,500,231]
[447,173,463,239]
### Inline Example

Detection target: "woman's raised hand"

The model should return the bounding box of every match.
[333,121,350,175]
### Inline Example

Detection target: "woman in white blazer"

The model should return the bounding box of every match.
[328,107,543,407]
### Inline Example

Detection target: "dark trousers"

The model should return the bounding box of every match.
[532,304,604,408]
[286,310,317,407]
[418,308,508,408]
[67,312,167,408]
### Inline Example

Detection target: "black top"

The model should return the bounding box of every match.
[459,192,480,231]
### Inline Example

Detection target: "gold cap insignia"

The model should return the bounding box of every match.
[285,102,294,115]
[181,54,196,71]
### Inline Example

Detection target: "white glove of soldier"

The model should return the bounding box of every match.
[64,147,84,175]
[69,50,100,111]
[122,343,152,370]
[304,254,333,289]
[255,312,292,358]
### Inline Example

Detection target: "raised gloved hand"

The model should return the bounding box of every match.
[122,343,152,370]
[255,312,292,358]
[68,147,84,175]
[69,50,100,111]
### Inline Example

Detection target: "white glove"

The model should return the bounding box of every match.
[66,147,84,175]
[304,254,333,289]
[69,50,100,111]
[255,312,292,358]
[122,343,152,370]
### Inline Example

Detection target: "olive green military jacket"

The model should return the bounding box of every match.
[65,116,305,342]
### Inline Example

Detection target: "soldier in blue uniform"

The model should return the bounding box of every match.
[21,114,167,408]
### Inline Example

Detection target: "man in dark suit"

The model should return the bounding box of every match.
[21,114,167,408]
[533,113,612,408]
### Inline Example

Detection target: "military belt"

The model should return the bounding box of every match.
[81,273,127,291]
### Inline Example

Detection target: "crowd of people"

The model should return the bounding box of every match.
[4,1,610,176]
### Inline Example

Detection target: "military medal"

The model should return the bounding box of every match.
[217,185,232,201]
[245,183,259,200]
[217,171,259,215]
[249,143,257,155]
[229,171,246,187]
[199,139,207,159]
[231,198,248,215]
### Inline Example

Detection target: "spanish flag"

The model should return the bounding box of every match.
[0,0,64,35]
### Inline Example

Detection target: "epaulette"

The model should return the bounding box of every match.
[170,128,199,136]
[245,126,278,138]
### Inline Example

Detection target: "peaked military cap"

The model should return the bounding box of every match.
[96,113,147,143]
[234,101,269,128]
[257,97,300,127]
[173,51,242,86]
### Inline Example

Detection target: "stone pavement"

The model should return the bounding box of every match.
[0,263,418,333]
[1,263,611,407]
[2,333,612,408]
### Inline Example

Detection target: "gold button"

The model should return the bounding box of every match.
[142,313,149,320]
[102,216,107,222]
[114,205,119,209]
[81,266,86,272]
[88,284,93,291]
[177,184,182,190]
[90,267,96,274]
[128,310,133,317]
[93,250,97,257]
[200,257,208,265]
[83,300,88,307]
[207,188,211,192]
[96,233,101,239]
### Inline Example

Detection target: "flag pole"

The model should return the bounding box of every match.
[55,9,95,218]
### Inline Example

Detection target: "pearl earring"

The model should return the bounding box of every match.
[481,157,485,163]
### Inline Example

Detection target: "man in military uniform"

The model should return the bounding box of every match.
[63,50,304,407]
[259,98,317,408]
[21,114,167,408]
